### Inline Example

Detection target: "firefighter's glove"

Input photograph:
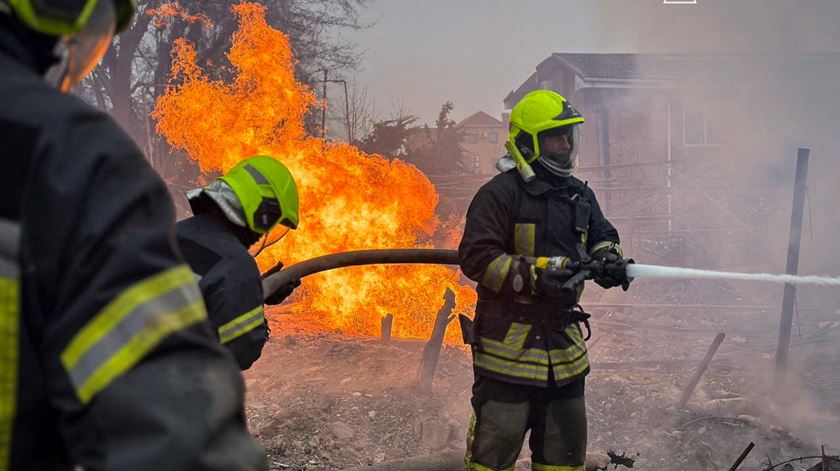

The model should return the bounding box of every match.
[535,267,578,305]
[265,278,301,305]
[591,247,633,291]
[262,262,301,305]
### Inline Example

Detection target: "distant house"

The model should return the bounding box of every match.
[503,53,752,174]
[406,111,507,176]
[458,111,507,175]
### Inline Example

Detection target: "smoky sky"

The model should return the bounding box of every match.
[349,0,840,124]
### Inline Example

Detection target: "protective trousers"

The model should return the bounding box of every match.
[465,376,586,471]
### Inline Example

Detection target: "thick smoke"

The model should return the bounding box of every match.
[573,0,840,455]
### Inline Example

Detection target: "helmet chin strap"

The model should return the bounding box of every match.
[538,155,576,177]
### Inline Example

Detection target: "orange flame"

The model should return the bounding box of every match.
[154,2,475,340]
[146,2,213,29]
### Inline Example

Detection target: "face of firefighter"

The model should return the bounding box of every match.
[543,133,571,154]
[537,125,580,177]
[44,0,117,92]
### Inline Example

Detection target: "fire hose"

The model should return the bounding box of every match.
[261,249,460,301]
[261,248,840,302]
[260,249,634,302]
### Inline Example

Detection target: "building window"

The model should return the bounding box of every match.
[683,110,724,146]
[466,131,478,144]
[473,155,480,168]
[487,131,498,143]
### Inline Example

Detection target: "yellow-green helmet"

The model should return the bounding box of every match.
[509,90,584,176]
[3,0,136,36]
[219,155,299,235]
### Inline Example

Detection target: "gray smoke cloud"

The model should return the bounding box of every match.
[570,0,840,454]
[584,0,840,54]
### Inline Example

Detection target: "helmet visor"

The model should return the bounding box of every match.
[59,0,117,92]
[248,224,290,257]
[537,125,580,176]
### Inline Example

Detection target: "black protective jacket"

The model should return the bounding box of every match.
[459,163,620,387]
[0,28,265,470]
[176,213,268,370]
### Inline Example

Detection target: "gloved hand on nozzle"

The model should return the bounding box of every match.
[262,262,301,305]
[590,248,633,291]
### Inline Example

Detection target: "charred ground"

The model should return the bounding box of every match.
[244,298,840,471]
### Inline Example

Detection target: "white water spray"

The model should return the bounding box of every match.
[626,264,840,287]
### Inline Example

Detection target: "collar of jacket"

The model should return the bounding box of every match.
[516,163,587,197]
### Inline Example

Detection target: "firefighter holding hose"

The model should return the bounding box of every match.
[0,0,266,468]
[177,155,302,370]
[459,90,632,471]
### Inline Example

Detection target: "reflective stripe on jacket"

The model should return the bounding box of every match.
[459,164,620,387]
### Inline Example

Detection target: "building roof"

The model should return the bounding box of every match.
[457,111,503,127]
[540,53,693,80]
[504,52,840,108]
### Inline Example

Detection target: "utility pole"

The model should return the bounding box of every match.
[319,69,353,143]
[341,79,351,144]
[321,69,328,139]
[774,148,810,386]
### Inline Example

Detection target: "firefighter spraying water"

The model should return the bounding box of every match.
[263,251,840,314]
[259,90,840,471]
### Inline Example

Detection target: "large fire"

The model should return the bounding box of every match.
[154,2,476,341]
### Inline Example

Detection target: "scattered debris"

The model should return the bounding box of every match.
[380,314,393,342]
[763,446,840,471]
[418,289,456,391]
[606,450,637,468]
[247,299,840,470]
[678,332,726,409]
[728,442,754,471]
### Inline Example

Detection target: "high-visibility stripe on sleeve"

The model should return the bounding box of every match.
[0,278,19,471]
[589,240,622,258]
[480,254,513,293]
[61,265,207,404]
[513,223,535,257]
[532,463,584,471]
[0,219,21,471]
[218,305,264,344]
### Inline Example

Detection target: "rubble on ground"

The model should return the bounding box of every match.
[244,299,840,470]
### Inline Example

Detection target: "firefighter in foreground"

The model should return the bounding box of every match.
[459,90,632,471]
[177,155,301,370]
[0,0,266,469]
